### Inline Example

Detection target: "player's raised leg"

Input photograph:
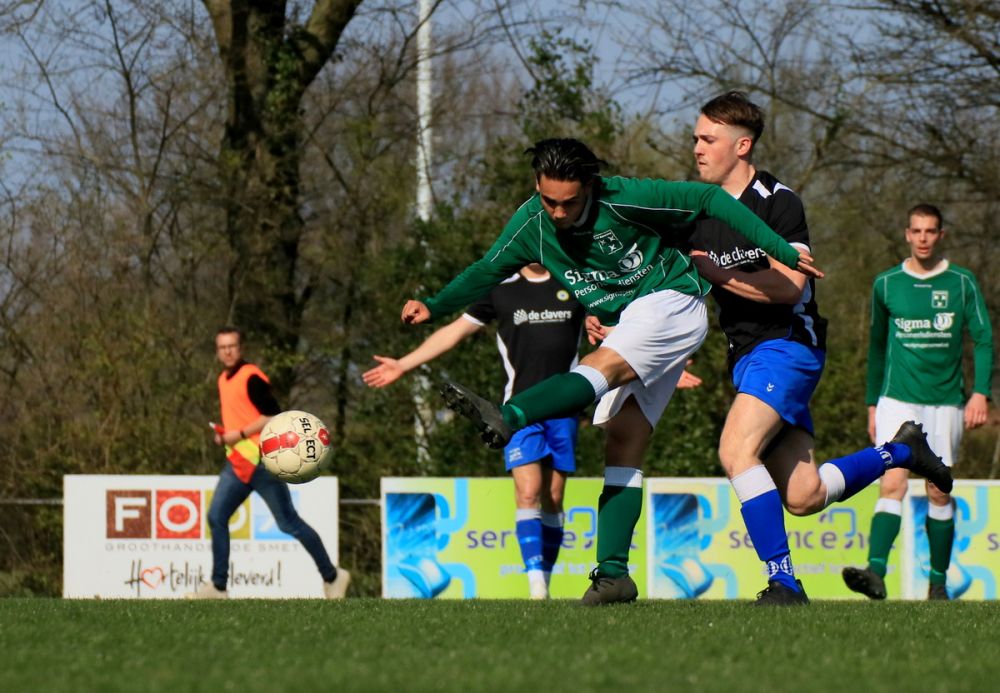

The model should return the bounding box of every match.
[769,421,950,518]
[442,360,614,449]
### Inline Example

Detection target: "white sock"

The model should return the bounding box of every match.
[927,501,954,521]
[874,498,903,516]
[605,466,643,488]
[818,463,846,507]
[572,365,610,400]
[730,465,776,503]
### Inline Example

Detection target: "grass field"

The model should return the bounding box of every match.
[1,599,996,692]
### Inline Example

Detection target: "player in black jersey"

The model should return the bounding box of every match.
[364,264,585,599]
[589,92,949,605]
[688,92,950,604]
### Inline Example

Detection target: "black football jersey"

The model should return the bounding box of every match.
[688,170,827,366]
[464,272,585,400]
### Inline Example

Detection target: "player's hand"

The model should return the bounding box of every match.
[363,356,406,388]
[585,315,611,345]
[965,393,989,430]
[220,430,242,446]
[867,406,877,444]
[795,250,824,279]
[213,433,223,446]
[677,362,702,389]
[401,300,431,324]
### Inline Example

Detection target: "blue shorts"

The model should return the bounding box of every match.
[503,417,578,473]
[732,339,825,435]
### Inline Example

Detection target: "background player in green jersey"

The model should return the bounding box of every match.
[843,203,994,600]
[399,138,822,605]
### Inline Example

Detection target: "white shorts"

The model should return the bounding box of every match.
[874,396,963,467]
[593,290,708,428]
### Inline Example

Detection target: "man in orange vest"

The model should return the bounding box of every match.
[186,326,350,599]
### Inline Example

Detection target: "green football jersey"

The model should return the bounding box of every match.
[866,260,994,406]
[423,176,803,326]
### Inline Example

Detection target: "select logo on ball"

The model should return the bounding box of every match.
[259,410,333,484]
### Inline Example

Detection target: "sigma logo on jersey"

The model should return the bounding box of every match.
[894,313,954,333]
[513,308,575,326]
[564,268,621,285]
[932,290,949,308]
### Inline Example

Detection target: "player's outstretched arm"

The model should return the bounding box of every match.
[364,317,482,388]
[362,356,408,388]
[867,405,877,444]
[690,251,807,305]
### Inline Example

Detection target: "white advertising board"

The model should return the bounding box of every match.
[63,474,339,599]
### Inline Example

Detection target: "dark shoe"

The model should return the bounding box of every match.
[580,569,638,606]
[890,421,953,493]
[928,583,950,601]
[842,566,887,600]
[440,382,512,449]
[753,579,810,606]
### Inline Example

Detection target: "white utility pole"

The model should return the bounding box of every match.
[416,0,433,221]
[413,0,434,463]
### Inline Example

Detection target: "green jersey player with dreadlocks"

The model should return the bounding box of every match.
[399,138,823,605]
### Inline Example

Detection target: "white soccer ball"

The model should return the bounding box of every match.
[259,410,333,484]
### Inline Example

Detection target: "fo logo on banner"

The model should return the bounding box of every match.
[106,490,203,540]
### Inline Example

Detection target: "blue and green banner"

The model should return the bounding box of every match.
[381,477,646,599]
[381,477,999,600]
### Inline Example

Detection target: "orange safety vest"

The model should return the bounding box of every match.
[217,363,270,483]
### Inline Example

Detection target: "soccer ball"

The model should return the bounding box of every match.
[259,410,333,484]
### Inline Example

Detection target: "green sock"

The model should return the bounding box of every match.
[926,516,955,586]
[595,480,643,578]
[867,511,901,578]
[501,372,596,429]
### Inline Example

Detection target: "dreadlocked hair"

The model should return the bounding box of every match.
[525,138,606,184]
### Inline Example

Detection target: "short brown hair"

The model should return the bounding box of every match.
[907,203,943,228]
[700,91,765,144]
[215,326,242,344]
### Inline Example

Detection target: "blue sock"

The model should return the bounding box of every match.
[879,442,911,469]
[515,509,544,573]
[825,446,893,501]
[740,488,799,592]
[540,512,564,573]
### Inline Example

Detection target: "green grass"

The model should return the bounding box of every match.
[1,599,996,692]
